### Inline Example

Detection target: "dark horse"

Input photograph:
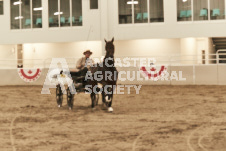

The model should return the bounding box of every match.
[88,37,118,112]
[58,38,118,112]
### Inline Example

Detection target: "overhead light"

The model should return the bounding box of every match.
[33,7,43,11]
[13,1,22,5]
[15,16,23,20]
[127,1,138,4]
[182,0,187,2]
[54,12,63,15]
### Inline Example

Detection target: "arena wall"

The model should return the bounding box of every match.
[0,38,203,64]
[0,65,226,86]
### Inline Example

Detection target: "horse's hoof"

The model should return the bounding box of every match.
[108,107,113,112]
[58,105,61,108]
[69,107,72,110]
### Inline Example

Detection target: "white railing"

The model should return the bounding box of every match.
[217,50,226,64]
[0,53,226,69]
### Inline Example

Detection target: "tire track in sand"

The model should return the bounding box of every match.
[10,115,18,151]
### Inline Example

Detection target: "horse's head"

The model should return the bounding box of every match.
[105,37,115,58]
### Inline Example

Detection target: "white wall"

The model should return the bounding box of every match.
[0,44,17,68]
[114,39,181,57]
[22,41,102,68]
[0,44,16,59]
[23,41,102,59]
[0,38,215,68]
[180,38,197,64]
[179,37,216,65]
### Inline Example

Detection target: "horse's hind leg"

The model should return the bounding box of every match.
[90,92,96,109]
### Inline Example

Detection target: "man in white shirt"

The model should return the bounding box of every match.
[70,50,94,84]
[76,50,93,71]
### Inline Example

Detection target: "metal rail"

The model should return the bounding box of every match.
[0,53,226,69]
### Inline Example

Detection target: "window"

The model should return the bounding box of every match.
[32,0,42,28]
[11,0,20,29]
[150,0,164,22]
[48,0,82,28]
[118,0,132,24]
[193,0,208,21]
[0,0,3,15]
[60,0,70,27]
[90,0,98,9]
[177,0,192,21]
[10,0,42,29]
[72,0,82,26]
[21,0,31,29]
[177,0,225,22]
[134,0,148,23]
[118,0,164,24]
[48,0,59,27]
[210,0,225,20]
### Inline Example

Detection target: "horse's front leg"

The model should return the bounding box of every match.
[104,85,114,112]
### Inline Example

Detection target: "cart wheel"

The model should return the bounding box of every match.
[67,87,74,110]
[56,84,63,107]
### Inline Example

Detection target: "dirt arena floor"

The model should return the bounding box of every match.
[0,85,226,151]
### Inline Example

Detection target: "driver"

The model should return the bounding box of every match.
[70,50,94,79]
